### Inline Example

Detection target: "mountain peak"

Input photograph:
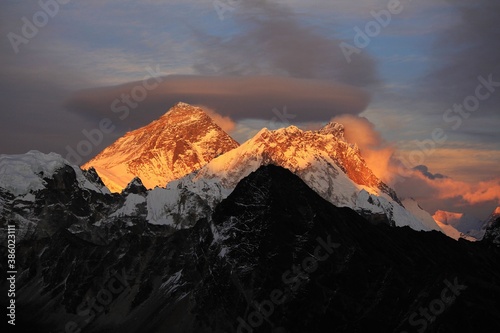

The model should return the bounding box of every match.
[158,102,208,122]
[174,101,194,108]
[194,123,390,200]
[82,103,239,192]
[122,176,147,195]
[318,121,345,140]
[166,101,203,113]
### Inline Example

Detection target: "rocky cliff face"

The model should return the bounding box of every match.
[483,207,500,246]
[4,165,500,333]
[82,102,239,192]
[0,151,179,245]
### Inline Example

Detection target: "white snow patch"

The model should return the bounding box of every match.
[111,194,146,217]
[146,188,179,226]
[0,151,108,195]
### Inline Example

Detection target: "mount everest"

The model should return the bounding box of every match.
[80,102,444,234]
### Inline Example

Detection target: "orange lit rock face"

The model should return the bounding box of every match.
[317,123,380,189]
[81,102,239,192]
[253,123,381,190]
[83,102,387,200]
[195,121,390,199]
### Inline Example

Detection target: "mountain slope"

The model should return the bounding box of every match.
[0,150,108,196]
[5,165,500,333]
[80,103,439,233]
[482,207,500,245]
[0,151,177,244]
[82,102,239,192]
[433,209,486,240]
[161,124,440,232]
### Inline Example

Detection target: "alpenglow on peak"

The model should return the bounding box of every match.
[82,102,239,192]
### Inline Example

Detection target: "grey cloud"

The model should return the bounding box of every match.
[420,1,500,112]
[65,75,370,127]
[413,165,446,180]
[1,0,378,159]
[372,0,500,151]
[61,74,368,163]
[192,0,378,87]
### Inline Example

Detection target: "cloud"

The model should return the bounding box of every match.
[415,174,500,206]
[316,115,499,219]
[422,1,500,107]
[394,146,500,183]
[394,166,500,218]
[430,175,500,207]
[413,165,446,180]
[195,105,236,133]
[329,115,395,183]
[1,0,380,157]
[191,0,378,87]
[65,75,370,126]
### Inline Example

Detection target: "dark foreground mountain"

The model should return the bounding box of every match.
[3,165,500,333]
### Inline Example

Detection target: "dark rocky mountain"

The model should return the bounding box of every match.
[4,165,500,333]
[483,209,500,246]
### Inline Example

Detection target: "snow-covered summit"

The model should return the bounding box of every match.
[318,121,346,139]
[0,150,109,196]
[196,122,383,193]
[122,177,147,195]
[161,123,440,232]
[82,102,239,192]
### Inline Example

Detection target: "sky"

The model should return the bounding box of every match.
[0,0,499,218]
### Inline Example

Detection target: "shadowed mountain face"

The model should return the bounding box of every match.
[4,165,500,333]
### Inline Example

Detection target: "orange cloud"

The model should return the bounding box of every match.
[462,181,500,204]
[329,116,500,210]
[410,171,500,206]
[330,114,396,183]
[395,146,500,183]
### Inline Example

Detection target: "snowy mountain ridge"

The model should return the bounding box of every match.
[432,206,500,241]
[153,121,441,232]
[0,150,109,196]
[433,209,485,240]
[0,102,477,238]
